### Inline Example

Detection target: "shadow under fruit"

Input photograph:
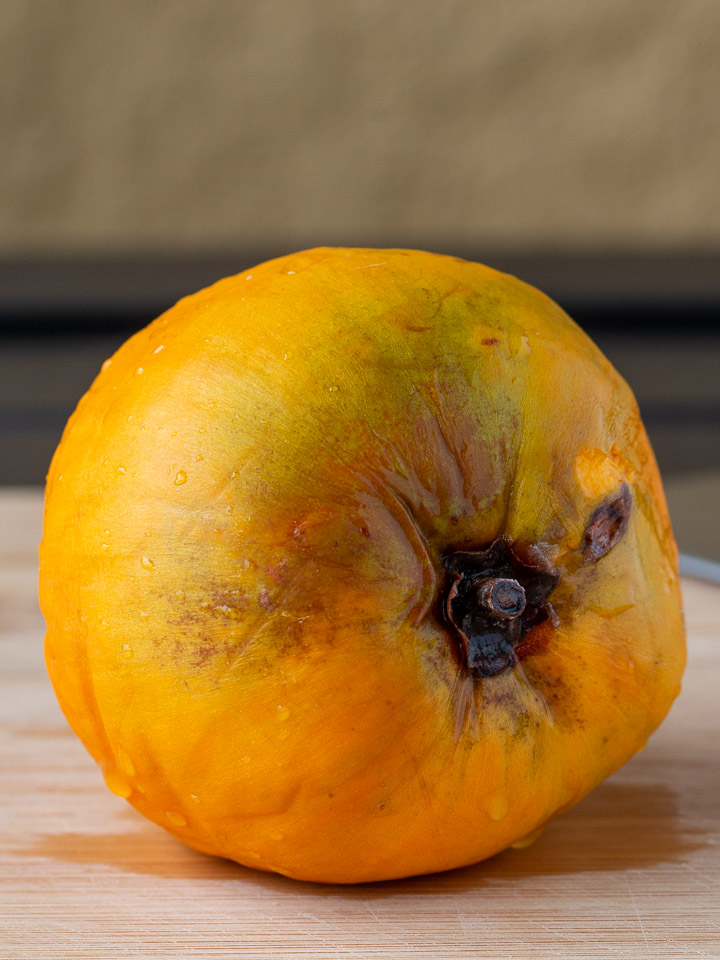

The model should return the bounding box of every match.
[39,248,686,883]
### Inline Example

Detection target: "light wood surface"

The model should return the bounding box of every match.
[1,489,718,960]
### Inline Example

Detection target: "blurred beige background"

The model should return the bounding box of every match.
[3,0,720,255]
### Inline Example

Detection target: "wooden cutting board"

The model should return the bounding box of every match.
[1,489,718,960]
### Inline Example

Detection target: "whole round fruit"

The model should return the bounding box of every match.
[40,248,685,883]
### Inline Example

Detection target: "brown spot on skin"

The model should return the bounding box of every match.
[258,590,274,611]
[514,620,553,661]
[481,337,499,346]
[348,515,371,539]
[191,642,221,668]
[266,561,289,586]
[527,664,585,729]
[166,585,249,628]
[583,484,632,564]
[210,590,248,619]
[544,516,571,543]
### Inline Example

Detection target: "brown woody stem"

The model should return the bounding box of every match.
[476,577,526,620]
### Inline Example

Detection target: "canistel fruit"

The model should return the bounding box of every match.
[39,248,686,883]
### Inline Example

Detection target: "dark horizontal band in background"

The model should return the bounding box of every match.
[2,250,718,485]
[1,249,719,334]
[3,401,719,435]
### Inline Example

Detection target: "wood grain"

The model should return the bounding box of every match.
[1,489,718,960]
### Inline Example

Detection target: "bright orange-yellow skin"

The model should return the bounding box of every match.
[40,248,685,883]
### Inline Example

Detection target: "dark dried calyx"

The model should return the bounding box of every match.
[442,540,559,679]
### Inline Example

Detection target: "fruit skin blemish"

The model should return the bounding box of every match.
[40,248,685,884]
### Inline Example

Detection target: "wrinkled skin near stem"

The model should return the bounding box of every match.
[40,248,686,883]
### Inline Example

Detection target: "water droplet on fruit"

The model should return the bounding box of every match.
[117,465,126,474]
[136,367,144,375]
[213,604,239,618]
[166,811,187,827]
[118,749,136,777]
[101,359,112,371]
[276,705,290,721]
[153,344,165,354]
[511,824,545,849]
[189,794,201,804]
[141,557,155,571]
[104,772,132,798]
[588,602,635,619]
[174,470,187,485]
[487,793,509,821]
